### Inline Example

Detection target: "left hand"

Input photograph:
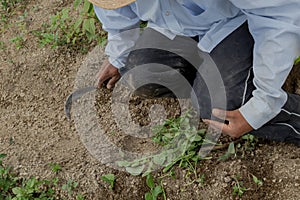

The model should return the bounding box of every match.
[203,109,253,138]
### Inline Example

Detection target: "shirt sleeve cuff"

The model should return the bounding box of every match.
[239,97,284,130]
[108,56,126,69]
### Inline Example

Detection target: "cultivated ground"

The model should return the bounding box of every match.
[1,1,300,199]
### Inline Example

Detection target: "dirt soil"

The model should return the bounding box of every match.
[1,1,300,200]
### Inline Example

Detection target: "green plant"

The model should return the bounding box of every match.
[232,175,249,198]
[0,40,5,50]
[62,179,79,195]
[295,56,300,65]
[116,112,263,199]
[195,174,205,186]
[12,177,56,199]
[100,173,115,190]
[242,134,258,149]
[145,174,165,200]
[0,153,84,200]
[0,0,20,12]
[52,177,59,186]
[117,112,212,177]
[10,35,25,49]
[37,0,105,48]
[76,194,85,200]
[48,163,62,173]
[252,175,263,186]
[235,134,259,158]
[218,142,236,161]
[0,153,17,199]
[0,0,21,24]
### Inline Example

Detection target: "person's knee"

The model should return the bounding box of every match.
[123,49,197,98]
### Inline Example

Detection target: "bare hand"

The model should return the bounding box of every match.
[203,109,253,138]
[96,59,121,89]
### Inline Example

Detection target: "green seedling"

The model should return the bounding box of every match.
[100,173,115,190]
[218,142,236,161]
[235,134,259,158]
[196,174,205,186]
[252,175,263,186]
[0,0,21,25]
[62,179,79,195]
[77,193,85,200]
[232,175,249,198]
[242,134,258,149]
[1,0,20,11]
[10,35,25,49]
[49,162,62,173]
[52,177,59,186]
[145,174,165,200]
[0,40,5,50]
[37,0,105,49]
[0,153,6,159]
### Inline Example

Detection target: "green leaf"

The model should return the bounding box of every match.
[146,174,155,189]
[295,56,300,65]
[77,194,85,200]
[61,8,69,20]
[73,181,79,188]
[242,134,253,141]
[0,154,7,159]
[82,18,96,37]
[52,177,59,186]
[131,160,142,167]
[74,0,82,8]
[49,163,62,173]
[198,129,206,135]
[116,160,132,167]
[12,187,23,196]
[152,185,163,198]
[62,184,68,191]
[83,0,92,13]
[26,178,37,188]
[162,162,174,173]
[218,153,230,161]
[73,18,83,32]
[126,165,144,176]
[145,192,153,200]
[218,142,235,161]
[227,142,235,155]
[101,174,115,183]
[189,134,202,142]
[252,175,263,186]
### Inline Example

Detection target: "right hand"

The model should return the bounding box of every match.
[96,59,121,89]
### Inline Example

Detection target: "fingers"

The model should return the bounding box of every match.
[107,75,120,89]
[212,109,227,120]
[203,119,225,131]
[203,119,232,135]
[97,71,109,87]
[96,60,120,88]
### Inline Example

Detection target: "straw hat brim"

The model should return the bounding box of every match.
[88,0,136,10]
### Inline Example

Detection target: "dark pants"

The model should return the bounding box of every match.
[121,24,300,146]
